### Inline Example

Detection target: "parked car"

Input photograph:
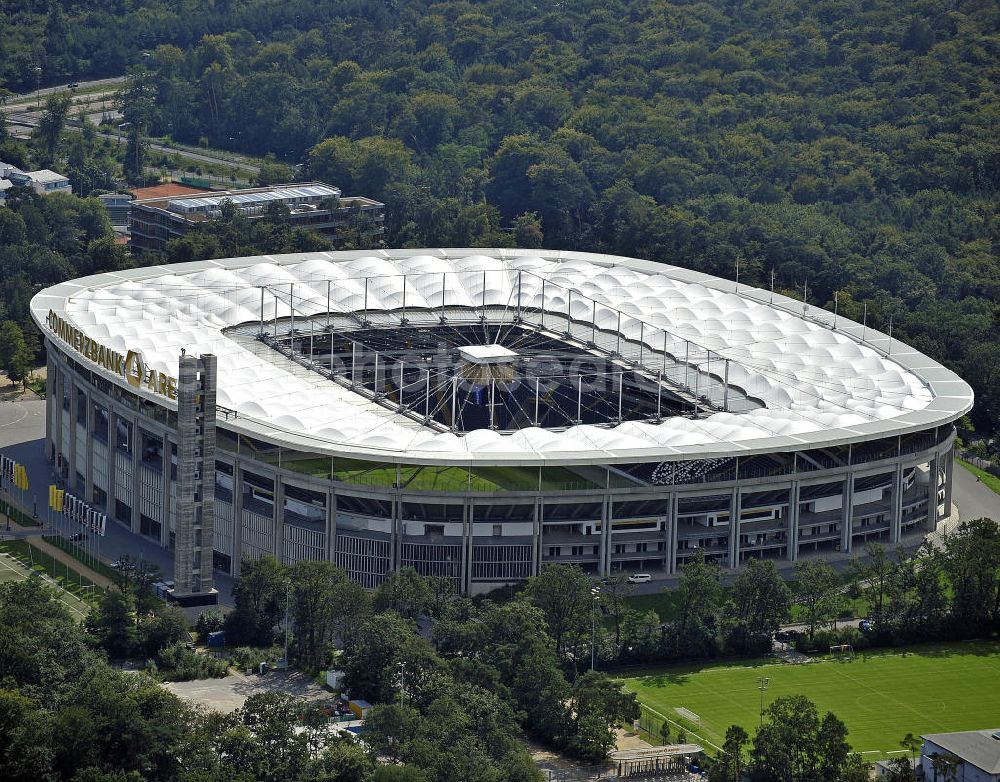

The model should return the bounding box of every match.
[628,573,652,584]
[859,619,874,632]
[69,533,86,542]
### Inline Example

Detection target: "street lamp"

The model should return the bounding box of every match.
[591,586,600,671]
[34,67,42,109]
[757,677,770,725]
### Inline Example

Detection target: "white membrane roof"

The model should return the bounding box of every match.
[31,249,973,466]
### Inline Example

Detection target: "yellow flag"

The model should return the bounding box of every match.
[48,484,55,509]
[14,465,26,491]
[54,489,64,513]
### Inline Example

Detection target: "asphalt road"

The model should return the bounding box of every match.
[6,112,261,174]
[951,459,1000,523]
[4,76,260,174]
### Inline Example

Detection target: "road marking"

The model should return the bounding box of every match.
[0,402,28,428]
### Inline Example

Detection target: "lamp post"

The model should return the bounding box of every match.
[757,676,770,725]
[34,67,42,109]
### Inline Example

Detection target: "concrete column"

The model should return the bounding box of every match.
[786,482,800,561]
[159,433,171,548]
[531,498,542,576]
[273,478,285,561]
[84,389,94,503]
[662,492,673,574]
[45,356,55,461]
[326,487,336,564]
[599,493,612,576]
[927,454,940,531]
[462,500,473,595]
[67,380,78,487]
[889,464,904,544]
[668,493,679,574]
[231,461,244,576]
[840,473,854,554]
[728,487,741,568]
[130,419,141,534]
[390,492,402,574]
[944,447,955,514]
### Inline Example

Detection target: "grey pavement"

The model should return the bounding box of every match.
[163,670,329,714]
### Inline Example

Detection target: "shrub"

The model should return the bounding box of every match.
[195,610,225,643]
[156,642,229,681]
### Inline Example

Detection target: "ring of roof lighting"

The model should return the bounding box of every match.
[31,249,973,466]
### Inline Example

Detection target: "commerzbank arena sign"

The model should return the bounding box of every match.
[46,310,178,400]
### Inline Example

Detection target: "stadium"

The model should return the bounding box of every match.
[30,249,973,594]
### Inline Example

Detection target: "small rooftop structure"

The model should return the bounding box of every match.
[458,344,519,364]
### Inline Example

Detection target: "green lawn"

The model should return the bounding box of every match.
[957,458,1000,496]
[618,640,1000,759]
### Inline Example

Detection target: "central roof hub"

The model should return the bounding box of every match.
[457,344,519,364]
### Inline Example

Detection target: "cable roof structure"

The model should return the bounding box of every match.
[31,249,972,466]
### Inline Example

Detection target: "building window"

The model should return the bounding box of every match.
[492,524,502,537]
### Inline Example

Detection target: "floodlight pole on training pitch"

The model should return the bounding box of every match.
[757,676,769,726]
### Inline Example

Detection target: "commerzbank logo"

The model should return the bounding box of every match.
[46,310,178,400]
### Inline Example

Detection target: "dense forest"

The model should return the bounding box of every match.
[1,0,998,428]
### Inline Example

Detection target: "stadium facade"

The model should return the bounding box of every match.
[31,250,973,594]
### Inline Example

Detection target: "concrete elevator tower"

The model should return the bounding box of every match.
[170,351,219,606]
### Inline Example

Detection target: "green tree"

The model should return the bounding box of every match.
[939,518,1000,637]
[85,591,137,659]
[598,573,632,654]
[138,605,189,657]
[226,555,288,646]
[0,321,33,388]
[669,551,724,658]
[568,672,640,763]
[115,67,158,185]
[31,92,71,166]
[373,567,433,621]
[289,559,347,671]
[710,724,749,782]
[850,544,900,637]
[794,559,840,641]
[524,563,592,655]
[254,155,295,187]
[749,695,859,782]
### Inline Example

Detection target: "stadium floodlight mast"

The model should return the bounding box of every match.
[757,676,770,725]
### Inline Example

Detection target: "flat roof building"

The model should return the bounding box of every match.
[1,165,72,197]
[922,730,1000,782]
[128,182,385,252]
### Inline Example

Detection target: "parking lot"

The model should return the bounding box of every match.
[163,669,330,713]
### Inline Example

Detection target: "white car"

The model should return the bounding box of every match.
[628,573,652,584]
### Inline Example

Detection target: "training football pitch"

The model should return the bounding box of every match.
[0,548,94,622]
[618,641,1000,759]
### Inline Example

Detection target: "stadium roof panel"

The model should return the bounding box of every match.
[30,250,973,466]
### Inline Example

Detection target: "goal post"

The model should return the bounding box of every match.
[829,643,854,659]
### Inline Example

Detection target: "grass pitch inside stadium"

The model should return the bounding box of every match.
[618,641,1000,758]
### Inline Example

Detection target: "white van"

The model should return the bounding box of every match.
[628,573,652,584]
